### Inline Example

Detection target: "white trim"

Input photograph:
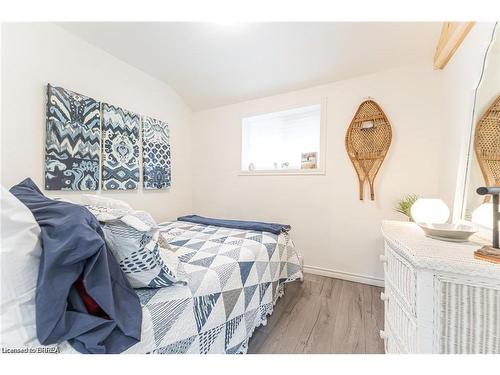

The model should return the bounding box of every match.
[238,169,325,176]
[302,264,384,287]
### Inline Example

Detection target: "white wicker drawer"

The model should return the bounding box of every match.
[386,336,404,354]
[386,329,406,354]
[382,221,500,354]
[384,243,417,315]
[381,322,407,354]
[384,284,418,353]
[436,276,500,354]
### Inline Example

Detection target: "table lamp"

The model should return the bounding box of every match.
[410,198,450,224]
[474,186,500,263]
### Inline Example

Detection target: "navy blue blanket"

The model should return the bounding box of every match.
[10,178,142,354]
[177,215,291,235]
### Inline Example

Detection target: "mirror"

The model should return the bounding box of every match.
[462,24,500,224]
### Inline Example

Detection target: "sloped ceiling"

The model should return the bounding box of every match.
[59,22,441,111]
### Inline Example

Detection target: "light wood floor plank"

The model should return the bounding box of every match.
[246,281,304,353]
[331,280,366,353]
[248,273,385,354]
[363,285,385,354]
[300,277,343,353]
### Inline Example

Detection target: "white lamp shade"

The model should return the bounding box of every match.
[472,203,497,229]
[410,198,450,224]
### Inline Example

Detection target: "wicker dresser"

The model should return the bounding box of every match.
[380,220,500,354]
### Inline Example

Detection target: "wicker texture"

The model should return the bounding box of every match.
[382,220,500,354]
[386,329,405,354]
[386,286,418,353]
[382,323,406,354]
[385,244,417,315]
[474,95,500,194]
[345,100,392,201]
[438,280,500,354]
[381,221,500,278]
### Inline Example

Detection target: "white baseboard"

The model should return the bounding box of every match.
[302,265,384,287]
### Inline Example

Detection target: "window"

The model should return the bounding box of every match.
[241,104,323,173]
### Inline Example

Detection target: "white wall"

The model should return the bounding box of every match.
[191,63,443,285]
[438,22,497,220]
[1,22,493,285]
[0,23,193,221]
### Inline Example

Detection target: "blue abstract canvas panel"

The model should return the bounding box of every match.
[102,103,140,190]
[45,84,100,190]
[142,116,171,189]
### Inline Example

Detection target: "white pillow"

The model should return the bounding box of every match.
[80,194,133,211]
[0,187,42,346]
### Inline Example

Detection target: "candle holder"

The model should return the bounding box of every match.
[474,186,500,263]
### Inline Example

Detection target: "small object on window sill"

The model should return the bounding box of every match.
[248,163,255,171]
[301,152,317,169]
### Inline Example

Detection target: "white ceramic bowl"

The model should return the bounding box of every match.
[417,223,477,242]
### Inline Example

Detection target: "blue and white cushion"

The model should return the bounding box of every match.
[87,207,186,288]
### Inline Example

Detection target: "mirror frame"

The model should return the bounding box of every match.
[455,23,499,229]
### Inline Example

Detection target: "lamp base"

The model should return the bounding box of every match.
[474,246,500,264]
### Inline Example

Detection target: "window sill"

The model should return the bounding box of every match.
[238,169,325,176]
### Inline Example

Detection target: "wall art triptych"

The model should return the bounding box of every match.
[101,103,140,190]
[45,84,101,190]
[142,116,171,189]
[44,84,171,191]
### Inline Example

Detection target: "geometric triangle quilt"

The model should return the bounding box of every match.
[58,221,303,354]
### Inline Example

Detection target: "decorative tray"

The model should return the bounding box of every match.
[417,223,477,242]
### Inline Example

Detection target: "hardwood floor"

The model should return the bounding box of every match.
[247,273,385,354]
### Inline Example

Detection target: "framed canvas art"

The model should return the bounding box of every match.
[142,116,171,189]
[101,103,140,190]
[45,84,101,190]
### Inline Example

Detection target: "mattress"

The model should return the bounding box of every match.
[59,221,303,354]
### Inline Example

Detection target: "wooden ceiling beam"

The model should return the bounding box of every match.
[434,22,475,69]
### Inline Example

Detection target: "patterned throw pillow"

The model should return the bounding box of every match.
[80,194,133,211]
[86,206,186,288]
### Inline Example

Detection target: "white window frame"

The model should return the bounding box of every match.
[238,98,327,176]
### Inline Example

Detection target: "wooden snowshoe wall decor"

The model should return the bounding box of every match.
[345,99,392,201]
[474,95,500,194]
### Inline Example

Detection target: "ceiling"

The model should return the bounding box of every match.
[59,22,441,111]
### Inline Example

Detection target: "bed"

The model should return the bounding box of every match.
[58,220,303,354]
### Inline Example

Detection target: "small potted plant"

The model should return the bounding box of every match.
[395,194,419,222]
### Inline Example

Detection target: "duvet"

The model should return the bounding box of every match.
[59,221,303,354]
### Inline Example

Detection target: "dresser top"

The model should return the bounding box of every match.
[381,220,500,279]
